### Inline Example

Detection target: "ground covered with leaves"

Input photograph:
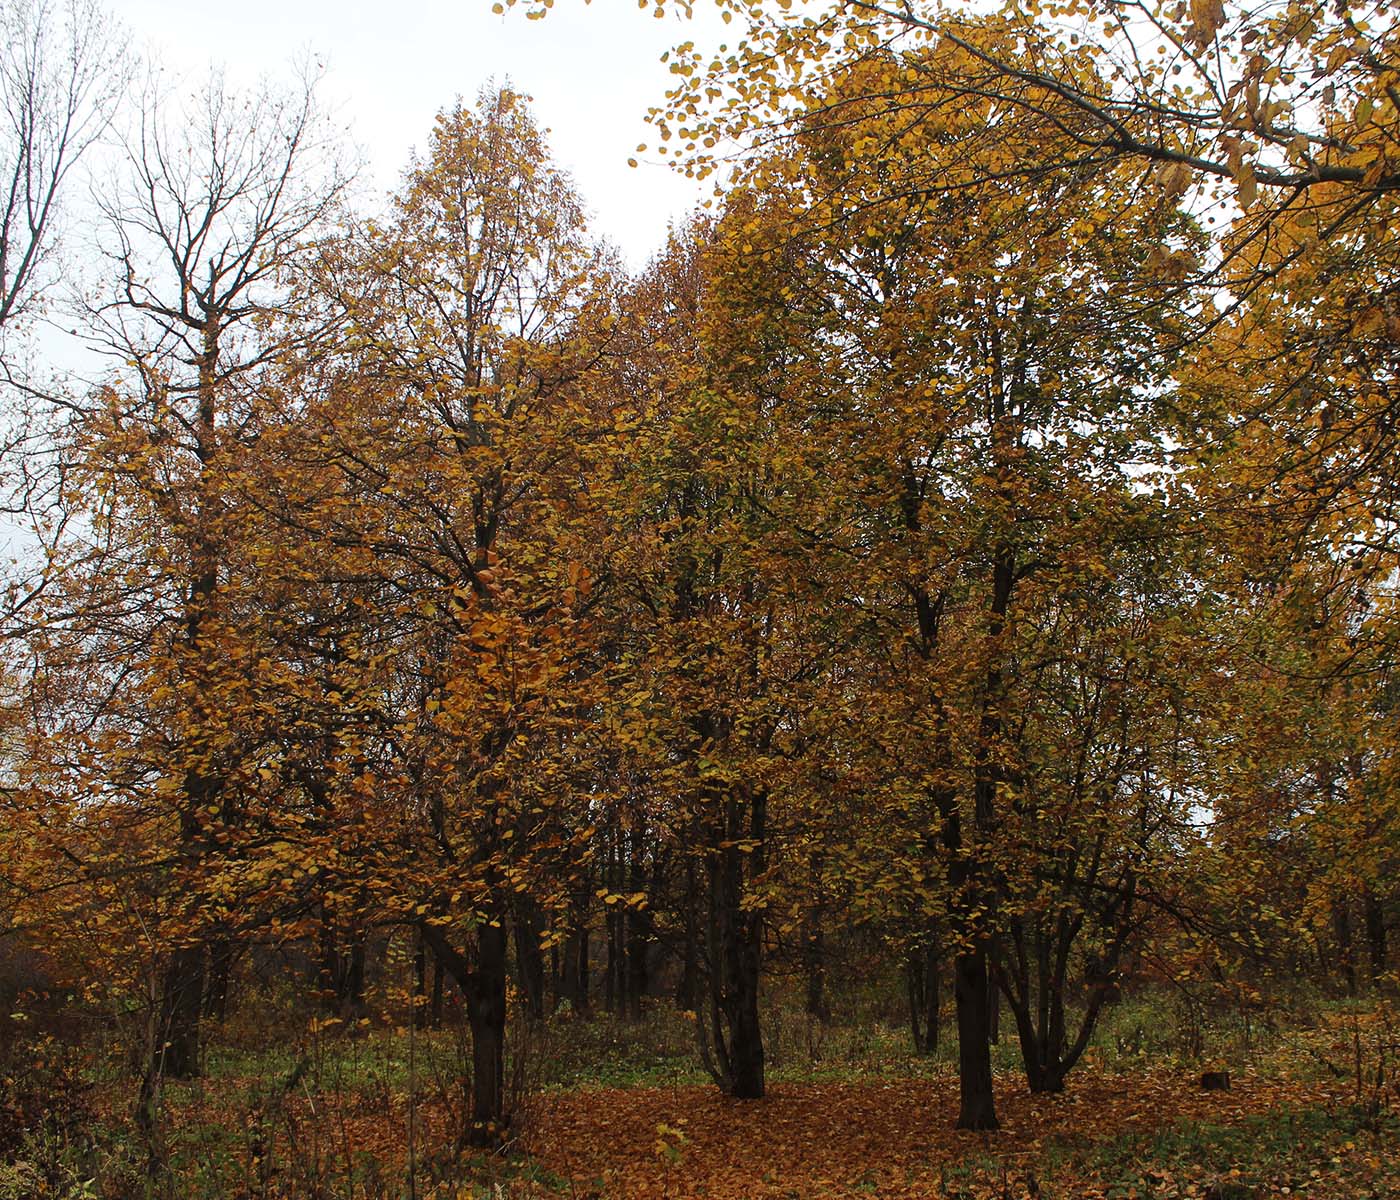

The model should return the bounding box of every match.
[14,994,1390,1200]
[522,1071,1395,1199]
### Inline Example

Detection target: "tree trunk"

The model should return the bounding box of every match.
[154,943,205,1079]
[465,921,509,1148]
[513,901,546,1021]
[908,937,939,1055]
[700,787,766,1099]
[987,969,1001,1045]
[953,946,998,1129]
[1364,886,1386,984]
[804,853,830,1026]
[340,932,366,1018]
[677,856,698,1010]
[203,937,232,1022]
[431,954,445,1028]
[804,921,829,1025]
[563,922,590,1015]
[420,914,511,1149]
[1335,899,1358,996]
[625,826,651,1020]
[604,832,622,1014]
[415,936,429,1028]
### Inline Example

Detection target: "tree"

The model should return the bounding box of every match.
[651,0,1398,279]
[0,0,124,635]
[0,0,123,345]
[38,64,349,1103]
[277,86,618,1146]
[697,44,1201,1125]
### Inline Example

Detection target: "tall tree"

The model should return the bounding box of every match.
[700,45,1200,1125]
[42,65,348,1099]
[281,86,617,1146]
[0,0,125,634]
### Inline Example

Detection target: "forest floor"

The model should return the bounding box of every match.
[9,992,1400,1198]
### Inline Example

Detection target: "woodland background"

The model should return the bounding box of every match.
[1,0,1399,1196]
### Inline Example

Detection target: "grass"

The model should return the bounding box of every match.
[1038,1102,1400,1199]
[7,984,1395,1198]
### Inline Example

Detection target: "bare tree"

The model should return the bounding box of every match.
[0,0,123,631]
[72,64,351,1109]
[1,0,123,344]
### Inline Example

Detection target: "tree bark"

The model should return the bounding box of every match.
[465,920,509,1148]
[203,936,233,1022]
[700,786,766,1099]
[1364,886,1386,984]
[907,936,940,1055]
[154,943,205,1079]
[420,915,511,1149]
[513,900,546,1021]
[625,825,652,1020]
[1335,899,1358,997]
[953,947,997,1128]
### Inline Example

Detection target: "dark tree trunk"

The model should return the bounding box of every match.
[604,831,622,1014]
[1335,899,1358,996]
[988,969,1001,1045]
[317,910,342,1015]
[804,921,829,1025]
[804,852,830,1025]
[420,911,511,1149]
[953,946,997,1129]
[154,943,205,1079]
[203,937,233,1022]
[343,934,366,1017]
[677,856,699,1010]
[465,920,509,1148]
[563,922,590,1015]
[1001,874,1135,1096]
[941,793,998,1129]
[625,826,651,1020]
[415,937,429,1029]
[513,901,546,1021]
[907,936,940,1055]
[1364,886,1386,984]
[698,786,766,1100]
[431,954,445,1028]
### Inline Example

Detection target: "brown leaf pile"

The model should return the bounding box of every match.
[521,1071,1355,1198]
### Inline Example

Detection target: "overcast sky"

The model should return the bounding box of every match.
[104,0,726,270]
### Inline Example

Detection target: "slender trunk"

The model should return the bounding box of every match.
[626,826,650,1020]
[431,955,445,1028]
[987,968,1000,1045]
[804,852,830,1025]
[704,787,766,1099]
[908,936,939,1055]
[340,931,366,1018]
[604,832,621,1014]
[414,937,429,1029]
[563,929,580,1012]
[317,909,345,1016]
[571,924,590,1015]
[153,318,224,1089]
[942,795,998,1129]
[1335,899,1358,997]
[804,921,828,1025]
[1364,886,1386,984]
[678,856,698,1010]
[513,901,546,1021]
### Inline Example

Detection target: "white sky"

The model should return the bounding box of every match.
[103,0,726,270]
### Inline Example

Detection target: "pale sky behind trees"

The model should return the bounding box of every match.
[103,0,723,269]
